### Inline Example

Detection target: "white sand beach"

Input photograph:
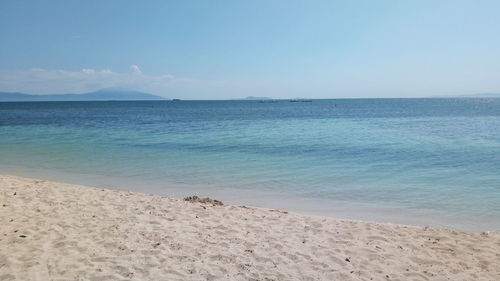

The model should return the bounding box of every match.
[1,174,499,281]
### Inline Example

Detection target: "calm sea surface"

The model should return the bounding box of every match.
[1,99,499,231]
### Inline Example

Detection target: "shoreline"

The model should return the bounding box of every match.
[1,167,499,232]
[1,174,499,280]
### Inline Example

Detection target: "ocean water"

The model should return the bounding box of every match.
[1,98,499,231]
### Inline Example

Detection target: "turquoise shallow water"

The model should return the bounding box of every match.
[1,99,499,231]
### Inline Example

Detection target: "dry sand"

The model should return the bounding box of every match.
[0,174,499,281]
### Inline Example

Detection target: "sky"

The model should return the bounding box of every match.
[1,0,499,99]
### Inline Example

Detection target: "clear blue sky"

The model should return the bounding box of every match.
[1,0,499,99]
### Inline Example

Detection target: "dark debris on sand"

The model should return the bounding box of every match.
[183,195,224,206]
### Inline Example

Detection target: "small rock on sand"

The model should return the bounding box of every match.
[183,195,223,206]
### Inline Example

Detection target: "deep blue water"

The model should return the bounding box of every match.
[1,98,499,230]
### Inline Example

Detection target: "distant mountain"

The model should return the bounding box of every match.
[0,89,165,101]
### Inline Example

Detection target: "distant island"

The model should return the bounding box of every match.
[432,93,500,98]
[242,96,272,100]
[457,93,500,98]
[0,89,166,101]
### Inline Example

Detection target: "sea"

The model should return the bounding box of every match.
[1,98,499,231]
